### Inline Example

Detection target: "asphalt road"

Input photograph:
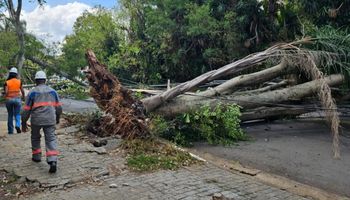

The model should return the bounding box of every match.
[60,98,98,113]
[193,120,350,197]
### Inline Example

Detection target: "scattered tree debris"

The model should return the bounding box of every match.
[0,171,40,199]
[123,138,199,171]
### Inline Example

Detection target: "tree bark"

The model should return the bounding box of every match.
[233,80,288,95]
[154,74,344,117]
[241,106,308,122]
[268,0,277,23]
[155,61,293,104]
[5,0,24,75]
[198,61,291,97]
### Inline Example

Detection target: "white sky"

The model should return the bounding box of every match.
[22,2,92,43]
[1,1,116,43]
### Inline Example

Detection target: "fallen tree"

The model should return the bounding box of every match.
[154,74,344,116]
[141,40,309,112]
[84,39,347,158]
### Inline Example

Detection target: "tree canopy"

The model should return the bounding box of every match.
[1,0,350,84]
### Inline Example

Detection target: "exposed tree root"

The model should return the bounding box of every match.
[85,49,149,139]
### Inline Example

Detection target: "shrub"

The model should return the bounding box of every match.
[56,82,89,100]
[151,104,247,146]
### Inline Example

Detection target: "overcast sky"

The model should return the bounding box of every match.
[18,0,117,43]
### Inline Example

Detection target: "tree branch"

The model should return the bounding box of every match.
[27,56,88,87]
[15,0,22,18]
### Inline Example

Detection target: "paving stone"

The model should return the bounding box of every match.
[0,130,123,190]
[0,117,312,200]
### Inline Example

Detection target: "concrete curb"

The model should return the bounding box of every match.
[185,148,350,200]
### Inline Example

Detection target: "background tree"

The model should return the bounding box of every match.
[0,0,45,76]
[45,0,350,86]
[61,8,120,77]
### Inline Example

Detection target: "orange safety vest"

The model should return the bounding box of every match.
[5,78,21,99]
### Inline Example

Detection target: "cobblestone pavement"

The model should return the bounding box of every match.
[0,125,125,189]
[0,107,311,200]
[27,164,312,200]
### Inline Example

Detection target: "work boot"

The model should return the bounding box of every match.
[32,158,41,162]
[48,161,57,173]
[15,127,21,134]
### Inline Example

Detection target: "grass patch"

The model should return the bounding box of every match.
[123,138,199,172]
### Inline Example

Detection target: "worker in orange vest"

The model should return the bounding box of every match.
[4,67,25,134]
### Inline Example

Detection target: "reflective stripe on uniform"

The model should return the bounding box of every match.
[32,102,63,109]
[23,105,31,111]
[46,150,59,156]
[32,149,42,155]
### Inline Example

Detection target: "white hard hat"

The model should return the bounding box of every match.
[35,71,47,79]
[9,67,18,74]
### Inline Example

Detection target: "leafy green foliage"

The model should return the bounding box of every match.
[309,26,350,85]
[54,81,89,100]
[123,138,198,171]
[2,0,349,88]
[299,0,350,27]
[0,31,18,66]
[151,104,247,147]
[57,1,349,85]
[61,8,120,77]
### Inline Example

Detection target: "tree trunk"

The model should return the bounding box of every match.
[154,61,293,104]
[241,106,308,122]
[268,0,277,23]
[15,23,25,74]
[154,74,344,117]
[142,42,304,112]
[233,80,288,95]
[5,0,24,75]
[198,61,291,97]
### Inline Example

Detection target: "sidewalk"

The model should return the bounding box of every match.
[0,106,312,200]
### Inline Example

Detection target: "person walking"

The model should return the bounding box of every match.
[22,71,62,173]
[4,67,25,134]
